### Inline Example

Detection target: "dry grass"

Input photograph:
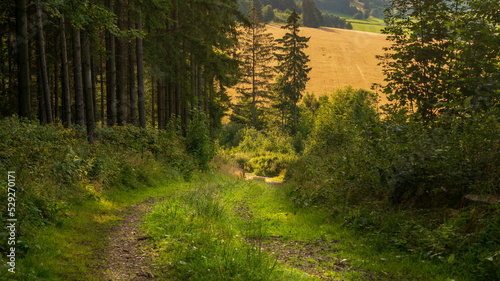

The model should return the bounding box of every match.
[230,24,391,105]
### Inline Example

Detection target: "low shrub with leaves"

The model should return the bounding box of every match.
[0,117,197,270]
[225,127,297,177]
[284,86,500,280]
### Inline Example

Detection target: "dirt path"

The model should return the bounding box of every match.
[240,176,372,280]
[101,198,158,281]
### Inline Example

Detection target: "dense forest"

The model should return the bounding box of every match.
[1,0,253,143]
[1,0,500,280]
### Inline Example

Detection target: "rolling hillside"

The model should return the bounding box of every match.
[230,24,391,105]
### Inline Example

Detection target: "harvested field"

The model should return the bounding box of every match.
[230,24,392,105]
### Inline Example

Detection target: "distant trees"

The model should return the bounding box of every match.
[260,0,296,11]
[302,0,323,28]
[261,5,275,22]
[232,2,276,128]
[316,0,360,16]
[323,12,352,29]
[274,9,311,132]
[378,0,500,122]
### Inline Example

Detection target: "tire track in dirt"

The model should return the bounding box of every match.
[101,198,158,281]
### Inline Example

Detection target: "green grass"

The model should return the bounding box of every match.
[325,13,386,34]
[141,171,461,280]
[142,174,313,280]
[348,22,385,33]
[219,179,464,280]
[2,168,482,280]
[2,175,178,280]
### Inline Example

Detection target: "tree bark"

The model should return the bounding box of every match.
[115,1,127,126]
[91,40,97,121]
[105,0,116,126]
[128,11,137,126]
[37,63,46,125]
[73,27,85,126]
[151,77,155,128]
[35,0,53,124]
[136,15,146,128]
[60,14,71,127]
[82,31,95,142]
[16,0,31,119]
[100,49,105,126]
[168,81,174,123]
[157,79,164,129]
[53,48,59,119]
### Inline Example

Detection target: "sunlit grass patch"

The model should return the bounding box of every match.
[143,178,313,280]
[222,178,460,280]
[348,22,384,33]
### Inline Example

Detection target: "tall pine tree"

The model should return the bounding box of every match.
[232,2,275,128]
[274,9,310,132]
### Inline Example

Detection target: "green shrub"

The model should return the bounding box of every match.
[0,117,197,268]
[186,111,215,171]
[228,127,297,176]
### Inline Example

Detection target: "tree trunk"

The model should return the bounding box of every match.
[37,63,46,125]
[60,14,71,127]
[157,79,164,129]
[198,65,203,111]
[100,49,105,126]
[151,77,155,128]
[136,15,146,128]
[252,38,256,128]
[294,103,297,133]
[168,81,175,122]
[73,27,85,126]
[91,40,97,121]
[82,31,95,142]
[115,1,127,126]
[105,0,116,126]
[128,12,137,126]
[54,49,59,119]
[35,0,53,123]
[16,0,31,119]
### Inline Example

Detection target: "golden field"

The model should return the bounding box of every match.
[230,24,392,105]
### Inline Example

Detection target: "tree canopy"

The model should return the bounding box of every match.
[274,9,311,132]
[378,0,500,122]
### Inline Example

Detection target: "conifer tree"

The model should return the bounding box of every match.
[274,9,310,132]
[232,2,275,128]
[16,0,31,119]
[302,0,323,28]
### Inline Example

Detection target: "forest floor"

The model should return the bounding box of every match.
[96,176,366,281]
[101,198,159,280]
[83,173,456,281]
[14,173,453,280]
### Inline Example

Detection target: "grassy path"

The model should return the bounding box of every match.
[9,172,455,280]
[102,198,158,280]
[140,175,371,280]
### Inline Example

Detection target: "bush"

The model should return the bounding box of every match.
[186,111,215,170]
[289,86,500,208]
[228,126,297,176]
[0,117,197,261]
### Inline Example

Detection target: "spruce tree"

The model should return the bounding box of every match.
[232,2,275,128]
[302,0,323,28]
[274,9,311,132]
